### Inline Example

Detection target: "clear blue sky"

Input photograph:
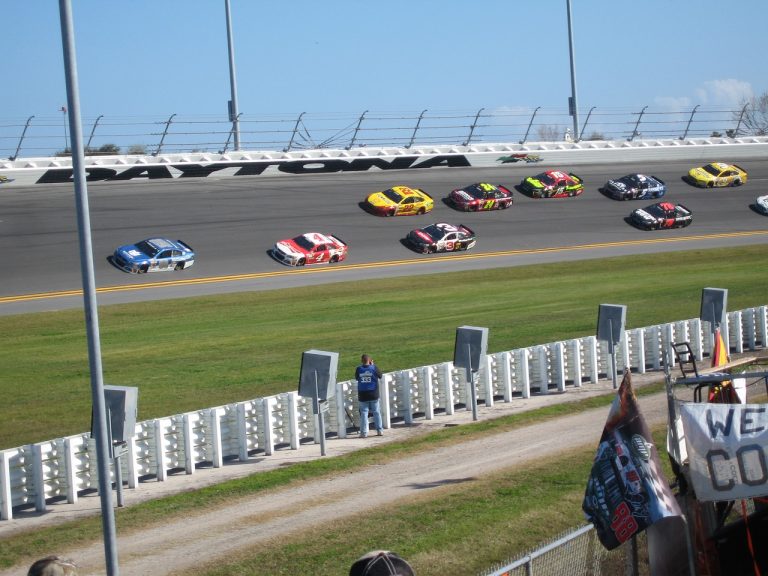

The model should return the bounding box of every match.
[4,0,767,121]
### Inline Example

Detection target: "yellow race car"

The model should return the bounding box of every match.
[363,185,434,216]
[686,162,747,188]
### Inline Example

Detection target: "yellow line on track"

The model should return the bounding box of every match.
[2,230,767,304]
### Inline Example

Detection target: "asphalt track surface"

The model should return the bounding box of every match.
[1,158,766,315]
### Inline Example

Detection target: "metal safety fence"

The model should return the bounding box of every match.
[0,104,756,160]
[483,524,647,576]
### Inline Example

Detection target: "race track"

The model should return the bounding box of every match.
[1,158,766,314]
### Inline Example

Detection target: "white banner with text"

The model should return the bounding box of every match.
[680,402,768,502]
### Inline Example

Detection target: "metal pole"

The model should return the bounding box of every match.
[284,111,305,152]
[315,371,326,456]
[733,102,749,137]
[629,106,647,141]
[58,2,119,574]
[467,343,478,421]
[609,319,618,390]
[407,109,427,149]
[346,110,368,150]
[11,115,34,161]
[223,112,242,153]
[463,107,484,146]
[86,114,103,152]
[154,113,176,156]
[579,106,595,140]
[680,104,699,140]
[520,107,540,144]
[566,0,580,141]
[224,0,241,150]
[62,106,68,153]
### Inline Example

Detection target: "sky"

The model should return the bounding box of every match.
[3,0,767,150]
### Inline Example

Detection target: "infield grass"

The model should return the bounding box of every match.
[2,244,766,448]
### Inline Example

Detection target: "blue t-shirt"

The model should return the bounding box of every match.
[356,364,381,400]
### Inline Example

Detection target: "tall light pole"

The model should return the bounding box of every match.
[566,0,580,142]
[224,0,241,150]
[58,1,119,574]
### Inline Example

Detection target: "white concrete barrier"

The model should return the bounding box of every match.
[1,137,767,187]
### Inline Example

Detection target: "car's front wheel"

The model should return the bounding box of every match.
[330,255,339,263]
[733,179,743,187]
[174,262,184,271]
[296,258,306,266]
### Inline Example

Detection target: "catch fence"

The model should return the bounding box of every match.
[0,104,754,160]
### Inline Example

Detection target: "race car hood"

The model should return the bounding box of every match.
[688,167,713,181]
[631,209,654,222]
[366,192,395,207]
[116,246,150,263]
[524,177,545,189]
[451,190,473,202]
[607,180,626,190]
[274,240,306,257]
[411,229,434,243]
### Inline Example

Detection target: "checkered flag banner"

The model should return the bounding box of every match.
[582,370,682,550]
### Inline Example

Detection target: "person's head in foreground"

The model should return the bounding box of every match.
[27,556,79,576]
[349,550,415,576]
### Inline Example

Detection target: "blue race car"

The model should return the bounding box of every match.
[601,174,666,200]
[112,237,195,273]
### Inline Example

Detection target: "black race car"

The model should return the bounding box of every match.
[601,174,666,200]
[447,182,513,211]
[628,202,692,230]
[406,222,477,254]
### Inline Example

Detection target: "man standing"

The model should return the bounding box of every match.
[355,354,383,438]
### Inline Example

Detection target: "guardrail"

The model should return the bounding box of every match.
[2,136,768,187]
[2,305,766,521]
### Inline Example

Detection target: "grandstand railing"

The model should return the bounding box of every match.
[1,305,766,520]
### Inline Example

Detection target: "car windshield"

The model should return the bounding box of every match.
[645,204,670,217]
[702,164,722,176]
[382,188,405,203]
[538,173,557,185]
[464,184,486,199]
[134,240,159,257]
[292,235,316,251]
[420,224,443,241]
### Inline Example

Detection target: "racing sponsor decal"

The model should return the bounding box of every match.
[35,155,472,184]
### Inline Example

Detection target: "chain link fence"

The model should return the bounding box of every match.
[0,104,754,160]
[483,524,649,576]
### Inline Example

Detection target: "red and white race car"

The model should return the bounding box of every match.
[271,232,348,266]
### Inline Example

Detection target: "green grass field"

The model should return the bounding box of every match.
[2,245,766,448]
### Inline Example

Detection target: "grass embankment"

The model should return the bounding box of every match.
[2,245,766,448]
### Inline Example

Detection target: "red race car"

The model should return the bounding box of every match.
[271,232,348,266]
[447,182,513,211]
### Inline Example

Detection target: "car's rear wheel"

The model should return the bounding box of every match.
[707,182,714,188]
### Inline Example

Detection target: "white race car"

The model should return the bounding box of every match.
[755,195,768,216]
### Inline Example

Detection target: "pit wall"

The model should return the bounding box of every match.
[1,137,767,187]
[2,305,766,521]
